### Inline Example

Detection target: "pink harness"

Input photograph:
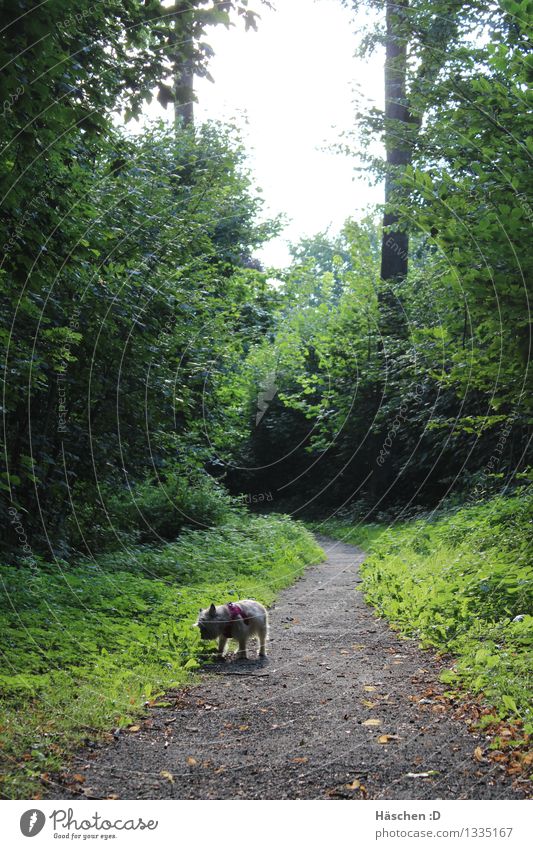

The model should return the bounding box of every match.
[224,602,246,637]
[227,602,244,620]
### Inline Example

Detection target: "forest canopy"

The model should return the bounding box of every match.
[0,0,530,555]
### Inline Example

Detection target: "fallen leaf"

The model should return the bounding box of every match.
[364,686,377,692]
[238,725,249,731]
[363,719,381,727]
[406,771,438,778]
[187,756,197,766]
[106,794,119,800]
[362,700,378,708]
[292,757,308,764]
[345,779,361,790]
[128,725,141,733]
[378,734,398,744]
[474,746,484,762]
[160,770,174,784]
[72,774,86,784]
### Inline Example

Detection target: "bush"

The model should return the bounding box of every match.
[67,471,238,553]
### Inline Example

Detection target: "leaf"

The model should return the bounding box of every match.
[378,734,398,744]
[362,700,378,708]
[292,757,308,764]
[160,770,174,784]
[362,718,381,726]
[439,670,456,684]
[502,695,518,713]
[345,779,361,790]
[186,756,197,766]
[474,746,484,762]
[364,685,377,692]
[72,773,86,783]
[128,725,141,733]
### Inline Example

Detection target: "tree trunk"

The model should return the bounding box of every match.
[380,0,410,284]
[173,5,194,129]
[174,50,194,128]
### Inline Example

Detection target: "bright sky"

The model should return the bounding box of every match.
[144,0,384,267]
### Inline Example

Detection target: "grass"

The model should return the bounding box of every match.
[311,492,533,733]
[0,513,323,799]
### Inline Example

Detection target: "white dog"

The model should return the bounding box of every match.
[195,599,268,659]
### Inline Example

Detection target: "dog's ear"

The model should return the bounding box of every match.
[208,603,216,616]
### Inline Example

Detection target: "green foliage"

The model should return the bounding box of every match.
[322,492,533,725]
[68,469,240,551]
[0,515,323,798]
[2,117,279,555]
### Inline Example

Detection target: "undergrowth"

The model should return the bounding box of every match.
[0,514,323,799]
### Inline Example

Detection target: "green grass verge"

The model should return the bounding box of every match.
[310,493,533,731]
[0,514,323,798]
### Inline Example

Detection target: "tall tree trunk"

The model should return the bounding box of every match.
[173,5,194,129]
[174,48,194,128]
[381,0,410,284]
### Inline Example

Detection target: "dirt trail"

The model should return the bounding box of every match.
[52,536,526,799]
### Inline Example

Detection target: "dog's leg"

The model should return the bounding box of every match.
[217,635,227,659]
[236,638,247,660]
[258,627,267,658]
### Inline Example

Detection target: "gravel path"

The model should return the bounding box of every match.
[53,536,526,800]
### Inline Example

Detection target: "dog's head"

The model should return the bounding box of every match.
[194,603,219,640]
